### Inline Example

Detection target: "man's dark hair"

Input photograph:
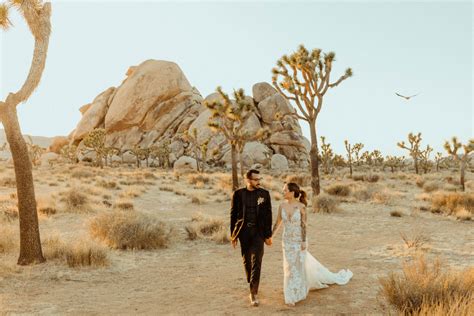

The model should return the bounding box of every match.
[246,169,260,179]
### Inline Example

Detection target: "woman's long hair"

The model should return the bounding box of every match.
[286,182,308,206]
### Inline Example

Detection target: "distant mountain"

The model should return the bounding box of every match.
[0,129,55,159]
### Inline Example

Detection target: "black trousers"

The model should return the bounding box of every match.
[238,225,264,295]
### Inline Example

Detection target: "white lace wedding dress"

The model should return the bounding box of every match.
[281,206,353,305]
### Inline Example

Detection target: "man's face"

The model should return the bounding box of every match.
[247,173,262,189]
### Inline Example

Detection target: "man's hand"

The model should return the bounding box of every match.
[264,238,272,246]
[231,239,238,249]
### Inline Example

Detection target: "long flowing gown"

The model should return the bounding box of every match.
[281,206,353,305]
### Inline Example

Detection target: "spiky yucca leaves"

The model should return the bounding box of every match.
[320,136,334,174]
[444,137,474,191]
[82,128,106,168]
[205,86,269,190]
[59,144,78,164]
[0,0,51,265]
[272,44,352,201]
[361,151,373,166]
[397,132,423,174]
[385,156,405,173]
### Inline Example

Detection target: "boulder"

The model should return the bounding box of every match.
[271,154,289,171]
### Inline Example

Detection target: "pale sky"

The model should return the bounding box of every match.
[1,0,472,156]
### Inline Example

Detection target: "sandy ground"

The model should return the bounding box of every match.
[0,165,472,315]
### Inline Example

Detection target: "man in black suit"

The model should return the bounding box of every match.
[230,169,272,307]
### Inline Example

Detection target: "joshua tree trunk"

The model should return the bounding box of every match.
[309,122,321,201]
[460,160,466,191]
[414,156,419,174]
[348,157,353,177]
[230,143,239,191]
[1,105,45,265]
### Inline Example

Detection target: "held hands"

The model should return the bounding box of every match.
[231,239,238,249]
[264,238,272,246]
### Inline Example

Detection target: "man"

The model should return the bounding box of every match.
[230,169,272,307]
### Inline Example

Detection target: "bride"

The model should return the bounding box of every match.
[272,182,353,306]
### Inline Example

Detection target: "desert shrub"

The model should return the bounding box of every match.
[190,194,206,205]
[423,181,440,193]
[379,256,474,315]
[312,194,340,213]
[430,192,474,215]
[89,211,171,250]
[325,183,351,197]
[0,197,18,221]
[187,174,210,185]
[185,213,229,244]
[0,177,16,187]
[365,174,380,183]
[415,177,425,188]
[114,199,134,211]
[36,196,57,216]
[351,174,365,181]
[61,188,90,212]
[43,235,109,268]
[0,225,16,253]
[97,180,117,189]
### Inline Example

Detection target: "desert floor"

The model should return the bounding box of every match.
[0,164,472,315]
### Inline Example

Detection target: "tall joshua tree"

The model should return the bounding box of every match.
[272,44,352,203]
[344,140,354,176]
[444,137,474,191]
[204,86,269,191]
[0,0,51,265]
[397,132,422,174]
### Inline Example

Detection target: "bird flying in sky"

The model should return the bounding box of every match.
[395,92,420,100]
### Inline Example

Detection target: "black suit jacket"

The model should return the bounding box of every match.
[230,187,272,241]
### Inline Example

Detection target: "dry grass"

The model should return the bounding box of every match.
[89,211,171,250]
[400,231,430,250]
[430,192,474,215]
[0,176,16,187]
[43,235,109,268]
[185,213,230,244]
[325,183,351,197]
[60,187,91,213]
[187,174,210,185]
[114,199,134,211]
[36,195,58,216]
[379,256,474,315]
[0,224,16,254]
[423,181,441,193]
[455,208,472,221]
[71,169,95,179]
[190,194,206,205]
[0,196,18,221]
[312,194,340,213]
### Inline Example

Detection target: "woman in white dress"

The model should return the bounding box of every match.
[272,182,353,306]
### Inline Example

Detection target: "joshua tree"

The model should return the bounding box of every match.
[151,140,171,169]
[25,136,43,166]
[434,152,444,172]
[59,144,78,164]
[332,154,346,168]
[204,86,269,190]
[397,132,423,174]
[82,128,106,168]
[0,0,51,265]
[272,44,352,203]
[419,145,433,174]
[371,150,384,167]
[319,136,334,174]
[181,128,211,173]
[385,155,405,173]
[352,143,364,166]
[361,151,373,166]
[344,140,355,176]
[104,146,119,167]
[444,137,474,191]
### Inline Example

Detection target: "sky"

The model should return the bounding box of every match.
[0,0,472,156]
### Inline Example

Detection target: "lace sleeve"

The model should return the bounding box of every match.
[300,206,307,243]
